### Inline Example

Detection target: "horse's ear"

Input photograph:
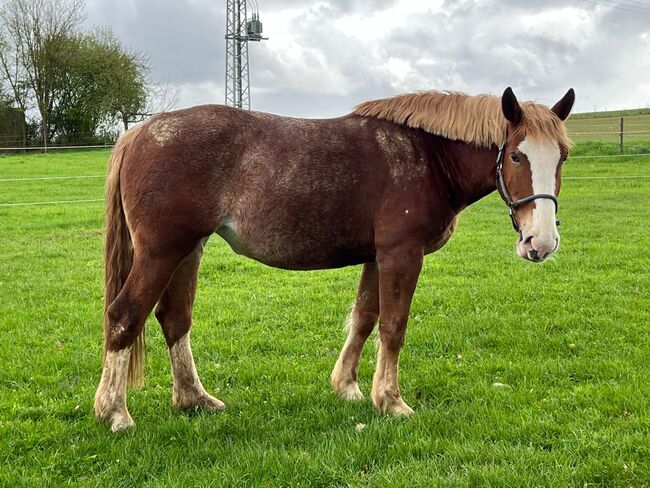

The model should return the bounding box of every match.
[551,88,575,121]
[501,87,522,125]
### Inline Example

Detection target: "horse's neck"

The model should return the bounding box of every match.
[431,137,498,209]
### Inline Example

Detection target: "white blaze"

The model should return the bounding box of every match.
[517,137,560,240]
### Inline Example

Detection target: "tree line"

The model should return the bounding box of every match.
[0,0,172,148]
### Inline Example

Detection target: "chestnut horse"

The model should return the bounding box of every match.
[95,87,575,431]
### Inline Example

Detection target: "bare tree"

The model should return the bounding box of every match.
[0,0,84,148]
[148,79,179,114]
[112,48,178,130]
[118,78,180,131]
[0,28,27,111]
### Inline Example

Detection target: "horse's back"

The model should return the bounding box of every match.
[117,105,437,269]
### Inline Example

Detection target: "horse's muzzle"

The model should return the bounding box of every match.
[517,235,559,262]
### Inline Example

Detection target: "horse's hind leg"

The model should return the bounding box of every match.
[331,262,379,400]
[155,240,225,412]
[94,245,191,431]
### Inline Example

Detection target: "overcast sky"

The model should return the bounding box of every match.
[84,0,650,117]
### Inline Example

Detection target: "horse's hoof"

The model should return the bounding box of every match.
[372,391,414,417]
[110,412,135,432]
[197,394,226,412]
[333,380,364,401]
[94,391,135,431]
[174,390,226,412]
[389,400,414,417]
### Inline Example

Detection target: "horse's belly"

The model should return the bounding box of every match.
[215,217,374,270]
[424,217,458,255]
[215,218,250,256]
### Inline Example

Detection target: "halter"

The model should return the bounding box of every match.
[495,144,560,234]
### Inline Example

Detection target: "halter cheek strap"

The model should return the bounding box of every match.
[495,144,560,233]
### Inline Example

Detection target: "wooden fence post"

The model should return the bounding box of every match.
[620,117,624,154]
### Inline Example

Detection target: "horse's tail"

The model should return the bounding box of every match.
[103,126,144,387]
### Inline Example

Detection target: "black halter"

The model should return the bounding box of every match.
[495,144,560,234]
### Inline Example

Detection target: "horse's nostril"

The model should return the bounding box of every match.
[524,235,533,245]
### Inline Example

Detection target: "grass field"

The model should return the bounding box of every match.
[1,140,649,486]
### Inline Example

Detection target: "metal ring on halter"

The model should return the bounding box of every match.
[495,144,560,234]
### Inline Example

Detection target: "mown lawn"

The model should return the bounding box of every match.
[0,148,649,487]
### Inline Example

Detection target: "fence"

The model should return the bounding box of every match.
[0,130,117,152]
[566,112,650,154]
[0,143,114,152]
[1,112,650,154]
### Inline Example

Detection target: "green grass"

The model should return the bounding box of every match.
[1,147,649,487]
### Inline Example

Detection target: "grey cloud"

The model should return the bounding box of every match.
[326,0,396,13]
[84,0,650,115]
[258,0,396,13]
[86,0,224,84]
[382,2,648,108]
[490,0,582,10]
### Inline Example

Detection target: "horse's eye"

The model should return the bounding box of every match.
[510,153,520,163]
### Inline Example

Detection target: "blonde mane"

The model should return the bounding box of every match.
[354,91,572,150]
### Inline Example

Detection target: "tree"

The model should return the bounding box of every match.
[51,28,149,139]
[92,28,149,131]
[84,28,177,131]
[1,1,170,145]
[0,0,84,148]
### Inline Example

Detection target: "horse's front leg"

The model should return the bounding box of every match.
[371,242,423,416]
[331,262,379,400]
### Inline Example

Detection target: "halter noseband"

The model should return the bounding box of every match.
[495,144,560,234]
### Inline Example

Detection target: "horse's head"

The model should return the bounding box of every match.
[498,87,575,262]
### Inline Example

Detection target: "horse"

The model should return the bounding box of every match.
[94,86,575,431]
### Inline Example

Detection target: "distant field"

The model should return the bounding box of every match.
[566,109,650,150]
[1,136,649,486]
[570,107,650,119]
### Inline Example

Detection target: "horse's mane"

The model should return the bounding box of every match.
[354,91,572,150]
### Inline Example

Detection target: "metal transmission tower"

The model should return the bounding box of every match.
[225,0,266,109]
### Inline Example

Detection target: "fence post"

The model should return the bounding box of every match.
[620,117,624,154]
